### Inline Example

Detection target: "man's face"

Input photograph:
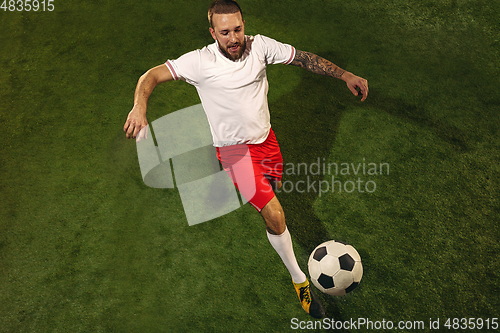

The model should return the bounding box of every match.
[209,12,246,61]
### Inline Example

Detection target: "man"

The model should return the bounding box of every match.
[124,0,368,319]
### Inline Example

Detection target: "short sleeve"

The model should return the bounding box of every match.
[165,49,202,86]
[255,34,296,65]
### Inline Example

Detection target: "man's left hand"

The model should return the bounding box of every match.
[342,72,369,102]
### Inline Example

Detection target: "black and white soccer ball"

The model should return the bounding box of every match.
[308,240,363,296]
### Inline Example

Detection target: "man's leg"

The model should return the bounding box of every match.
[260,196,306,283]
[260,195,325,319]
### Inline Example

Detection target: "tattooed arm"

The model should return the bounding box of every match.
[290,49,369,101]
[290,50,346,78]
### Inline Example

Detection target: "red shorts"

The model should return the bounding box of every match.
[216,129,283,211]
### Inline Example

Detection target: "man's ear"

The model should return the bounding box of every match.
[209,27,216,41]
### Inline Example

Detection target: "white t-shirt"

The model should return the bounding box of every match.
[165,34,295,147]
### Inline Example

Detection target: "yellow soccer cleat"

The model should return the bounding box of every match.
[293,279,325,319]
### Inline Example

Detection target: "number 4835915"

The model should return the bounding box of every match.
[444,318,498,330]
[1,0,55,11]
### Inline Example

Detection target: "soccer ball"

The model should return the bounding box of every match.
[308,240,363,296]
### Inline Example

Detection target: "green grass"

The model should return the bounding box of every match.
[1,0,499,332]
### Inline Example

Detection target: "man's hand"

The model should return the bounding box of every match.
[123,64,174,140]
[342,71,369,102]
[124,104,148,140]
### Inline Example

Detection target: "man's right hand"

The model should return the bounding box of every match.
[124,104,148,140]
[123,64,174,140]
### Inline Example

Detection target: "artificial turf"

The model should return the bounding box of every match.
[1,0,499,332]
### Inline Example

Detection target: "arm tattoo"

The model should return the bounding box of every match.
[290,50,346,79]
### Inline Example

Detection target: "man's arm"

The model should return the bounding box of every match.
[123,64,174,139]
[290,50,368,102]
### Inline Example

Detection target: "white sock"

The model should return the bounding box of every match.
[267,227,307,284]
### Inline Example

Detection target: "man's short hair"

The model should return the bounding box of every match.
[208,0,243,28]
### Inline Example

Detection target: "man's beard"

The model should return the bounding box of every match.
[219,39,246,61]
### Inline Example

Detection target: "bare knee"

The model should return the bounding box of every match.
[261,197,286,235]
[266,209,285,234]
